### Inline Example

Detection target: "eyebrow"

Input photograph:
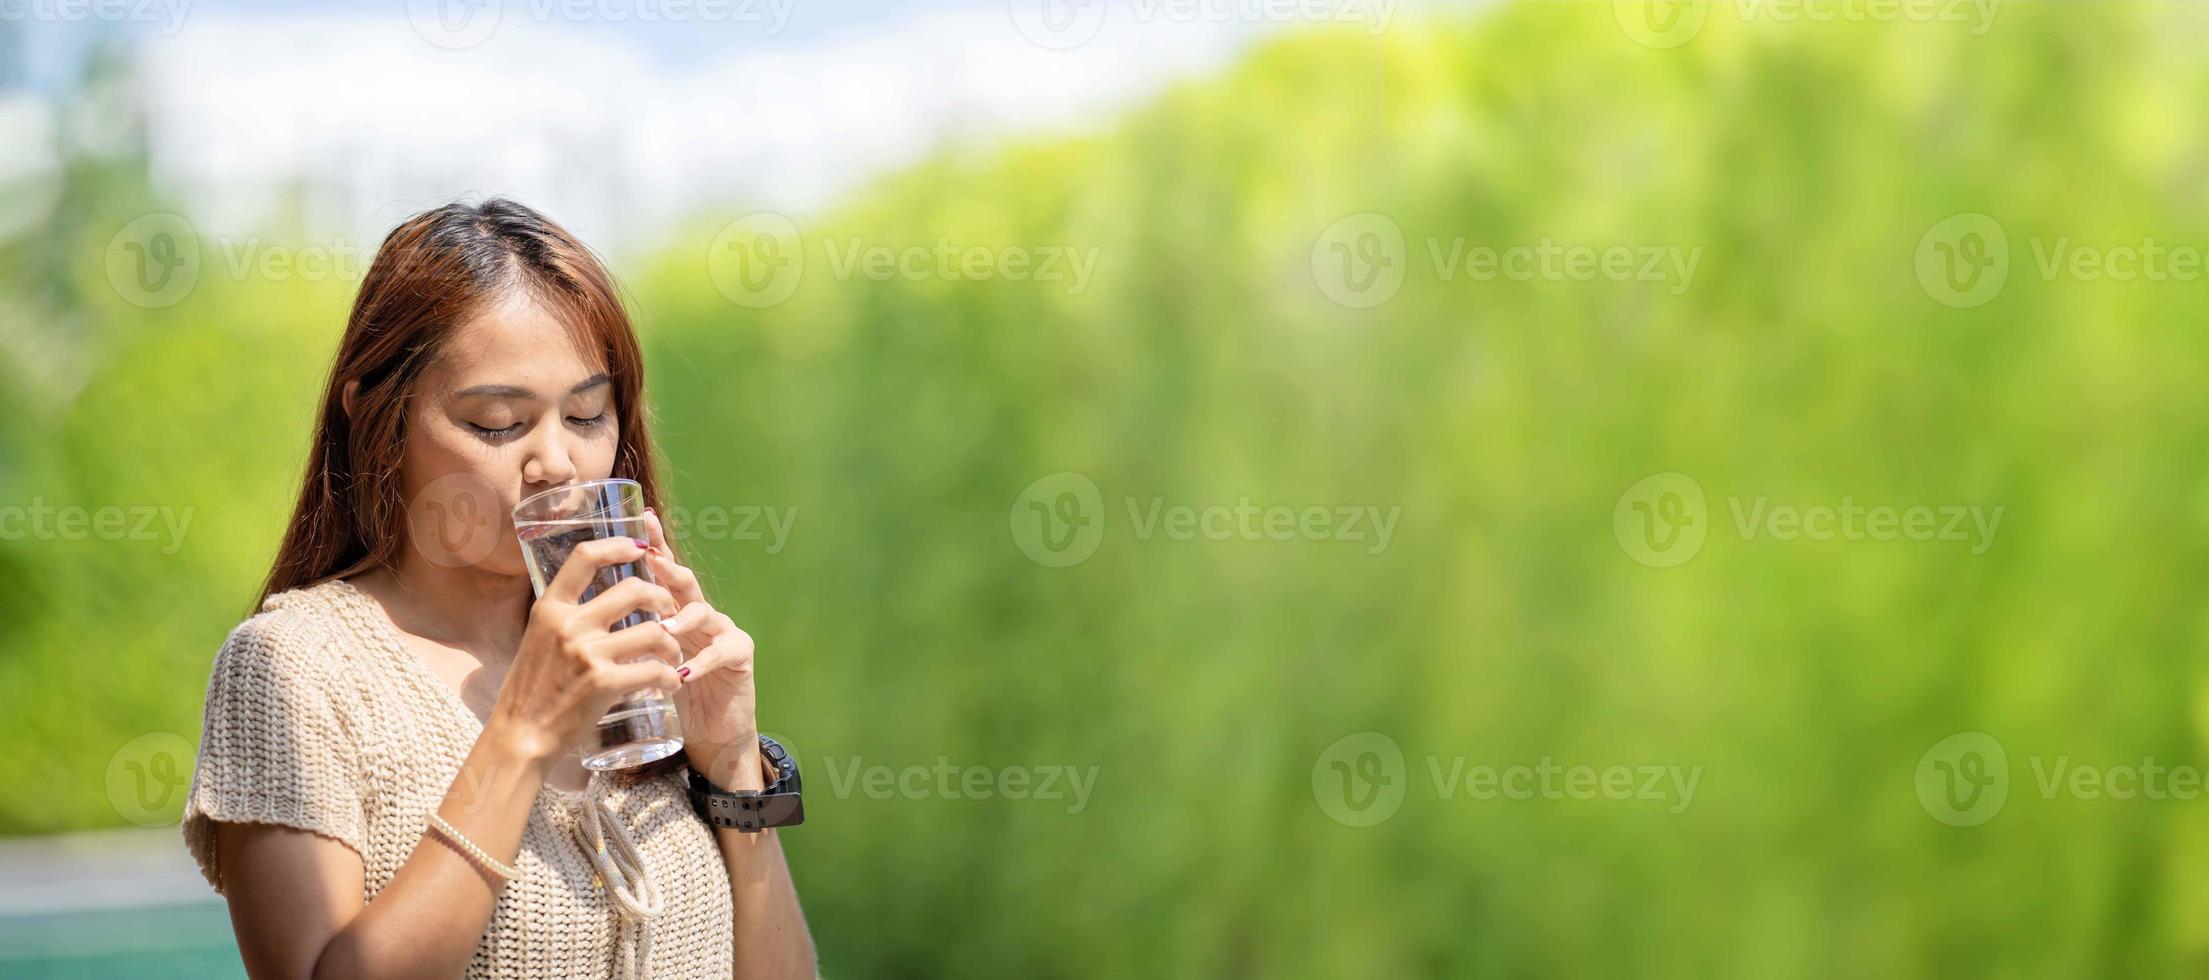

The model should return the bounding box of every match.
[453,373,612,400]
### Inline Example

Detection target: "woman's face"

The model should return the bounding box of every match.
[397,291,621,577]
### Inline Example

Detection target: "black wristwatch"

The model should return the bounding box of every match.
[687,734,804,832]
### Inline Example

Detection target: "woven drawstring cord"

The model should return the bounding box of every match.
[577,771,665,980]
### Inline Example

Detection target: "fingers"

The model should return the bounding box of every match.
[585,617,685,667]
[645,549,705,606]
[641,508,677,562]
[677,616,755,683]
[542,536,650,606]
[575,575,678,630]
[597,658,683,698]
[658,601,715,654]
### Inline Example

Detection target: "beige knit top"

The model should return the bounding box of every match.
[181,577,735,979]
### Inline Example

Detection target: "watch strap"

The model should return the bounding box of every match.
[688,734,805,832]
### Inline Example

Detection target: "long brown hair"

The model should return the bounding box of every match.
[257,198,668,607]
[258,199,688,780]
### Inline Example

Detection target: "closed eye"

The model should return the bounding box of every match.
[467,413,608,441]
[468,422,522,439]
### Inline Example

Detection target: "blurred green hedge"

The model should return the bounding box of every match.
[8,3,2209,976]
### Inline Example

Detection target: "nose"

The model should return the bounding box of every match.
[519,423,580,491]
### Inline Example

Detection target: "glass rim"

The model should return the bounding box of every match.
[511,477,644,523]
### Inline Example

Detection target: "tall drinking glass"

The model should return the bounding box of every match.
[512,478,684,771]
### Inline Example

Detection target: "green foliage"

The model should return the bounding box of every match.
[8,2,2209,976]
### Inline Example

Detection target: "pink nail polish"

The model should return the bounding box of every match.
[677,667,691,680]
[632,537,649,549]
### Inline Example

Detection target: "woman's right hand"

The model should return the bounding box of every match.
[488,536,684,763]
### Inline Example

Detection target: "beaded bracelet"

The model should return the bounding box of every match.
[428,812,521,881]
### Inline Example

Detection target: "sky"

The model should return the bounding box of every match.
[4,0,1430,250]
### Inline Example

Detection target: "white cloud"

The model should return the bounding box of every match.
[132,3,1274,253]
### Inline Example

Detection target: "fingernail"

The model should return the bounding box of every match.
[677,666,691,680]
[632,537,649,549]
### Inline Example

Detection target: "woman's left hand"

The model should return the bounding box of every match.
[640,507,764,791]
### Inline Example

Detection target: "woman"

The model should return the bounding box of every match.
[180,199,816,979]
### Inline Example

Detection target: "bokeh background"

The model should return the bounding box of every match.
[5,0,2208,976]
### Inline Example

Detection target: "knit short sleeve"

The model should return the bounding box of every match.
[181,611,367,894]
